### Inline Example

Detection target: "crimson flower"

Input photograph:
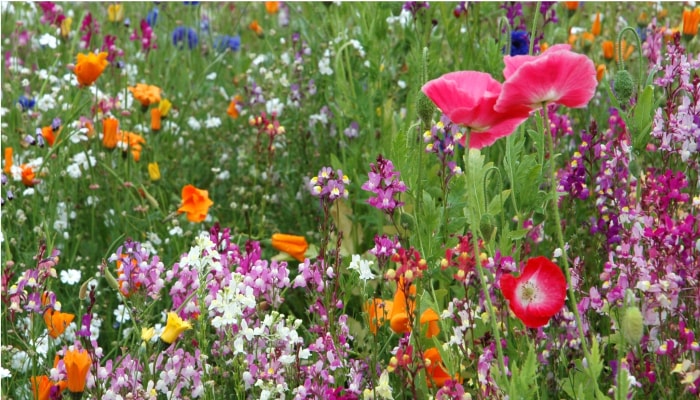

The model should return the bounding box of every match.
[499,256,567,328]
[495,44,597,112]
[421,71,531,149]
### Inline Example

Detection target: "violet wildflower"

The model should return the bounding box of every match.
[79,12,99,49]
[402,1,429,18]
[214,35,241,52]
[130,19,158,52]
[146,7,159,27]
[362,154,407,215]
[172,26,199,50]
[343,121,360,139]
[308,167,349,202]
[453,1,468,18]
[510,30,530,56]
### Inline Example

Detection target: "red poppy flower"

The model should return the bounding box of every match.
[496,44,597,112]
[421,71,531,149]
[499,256,567,328]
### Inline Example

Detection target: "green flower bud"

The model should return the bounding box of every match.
[614,69,635,104]
[479,213,497,242]
[417,93,435,129]
[621,306,644,345]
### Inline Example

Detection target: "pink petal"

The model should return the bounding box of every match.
[503,44,572,79]
[496,49,597,111]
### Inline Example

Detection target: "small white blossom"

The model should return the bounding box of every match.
[60,269,82,285]
[348,254,375,281]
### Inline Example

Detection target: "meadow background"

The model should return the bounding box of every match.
[0,1,699,399]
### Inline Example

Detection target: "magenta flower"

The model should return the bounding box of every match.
[496,44,597,112]
[421,71,531,149]
[499,256,567,328]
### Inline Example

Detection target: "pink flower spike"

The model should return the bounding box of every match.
[422,71,531,149]
[499,256,567,328]
[496,47,597,112]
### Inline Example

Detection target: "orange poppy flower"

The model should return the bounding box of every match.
[118,131,146,162]
[227,95,243,119]
[4,147,12,173]
[424,348,455,388]
[64,349,91,393]
[596,64,606,82]
[177,184,214,222]
[31,375,67,400]
[128,83,162,107]
[271,233,308,262]
[74,52,109,86]
[602,40,614,60]
[41,125,61,147]
[366,298,393,334]
[564,2,579,11]
[265,1,279,14]
[103,117,119,149]
[615,39,635,62]
[151,108,161,131]
[591,12,601,36]
[389,278,417,334]
[581,32,595,50]
[249,20,264,36]
[21,164,36,187]
[683,8,700,36]
[419,308,440,338]
[43,308,75,339]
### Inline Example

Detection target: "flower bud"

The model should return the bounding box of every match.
[613,69,634,105]
[621,306,644,345]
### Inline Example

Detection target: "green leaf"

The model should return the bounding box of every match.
[631,85,655,150]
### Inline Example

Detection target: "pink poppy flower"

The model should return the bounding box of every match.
[422,71,531,149]
[495,44,597,112]
[499,256,567,328]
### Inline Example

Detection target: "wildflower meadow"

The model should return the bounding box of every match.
[2,1,700,399]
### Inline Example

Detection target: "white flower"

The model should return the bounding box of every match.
[206,72,217,80]
[36,94,56,112]
[375,370,393,399]
[0,367,11,379]
[265,98,284,117]
[204,115,222,129]
[38,33,58,49]
[114,305,131,323]
[348,254,375,281]
[187,116,202,130]
[60,269,82,285]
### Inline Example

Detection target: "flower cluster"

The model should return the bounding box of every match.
[308,167,349,202]
[361,155,407,215]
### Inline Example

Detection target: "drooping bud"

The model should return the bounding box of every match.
[621,306,644,345]
[613,69,634,105]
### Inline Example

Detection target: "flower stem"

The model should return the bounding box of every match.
[464,131,508,385]
[541,103,602,397]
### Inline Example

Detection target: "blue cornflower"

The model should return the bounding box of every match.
[214,35,241,52]
[172,27,199,50]
[18,96,35,111]
[510,30,530,56]
[146,7,159,27]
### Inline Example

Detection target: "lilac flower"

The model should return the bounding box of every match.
[308,167,349,202]
[361,155,407,215]
[343,121,359,139]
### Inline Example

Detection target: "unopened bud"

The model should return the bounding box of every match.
[621,306,644,345]
[613,69,634,104]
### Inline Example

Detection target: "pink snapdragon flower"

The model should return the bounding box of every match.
[496,44,597,112]
[422,71,531,149]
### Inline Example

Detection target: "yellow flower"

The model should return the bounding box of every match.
[61,17,72,38]
[74,52,109,86]
[160,311,192,344]
[148,162,161,181]
[108,3,124,22]
[158,99,172,117]
[141,327,155,342]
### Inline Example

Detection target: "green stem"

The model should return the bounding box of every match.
[529,1,541,56]
[464,131,508,384]
[541,103,602,398]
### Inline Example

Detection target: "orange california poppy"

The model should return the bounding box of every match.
[177,184,214,223]
[591,12,601,36]
[615,39,635,62]
[128,83,162,107]
[683,8,700,36]
[249,20,264,36]
[271,233,308,262]
[160,311,193,344]
[43,308,75,339]
[74,52,109,86]
[596,64,606,82]
[103,117,119,149]
[581,32,595,50]
[601,40,614,60]
[41,126,55,146]
[151,108,161,131]
[21,164,36,187]
[118,131,146,162]
[31,375,67,400]
[265,1,280,14]
[366,298,394,334]
[63,349,91,393]
[227,95,243,119]
[4,147,13,173]
[564,2,579,11]
[389,278,417,334]
[419,308,440,339]
[424,348,455,388]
